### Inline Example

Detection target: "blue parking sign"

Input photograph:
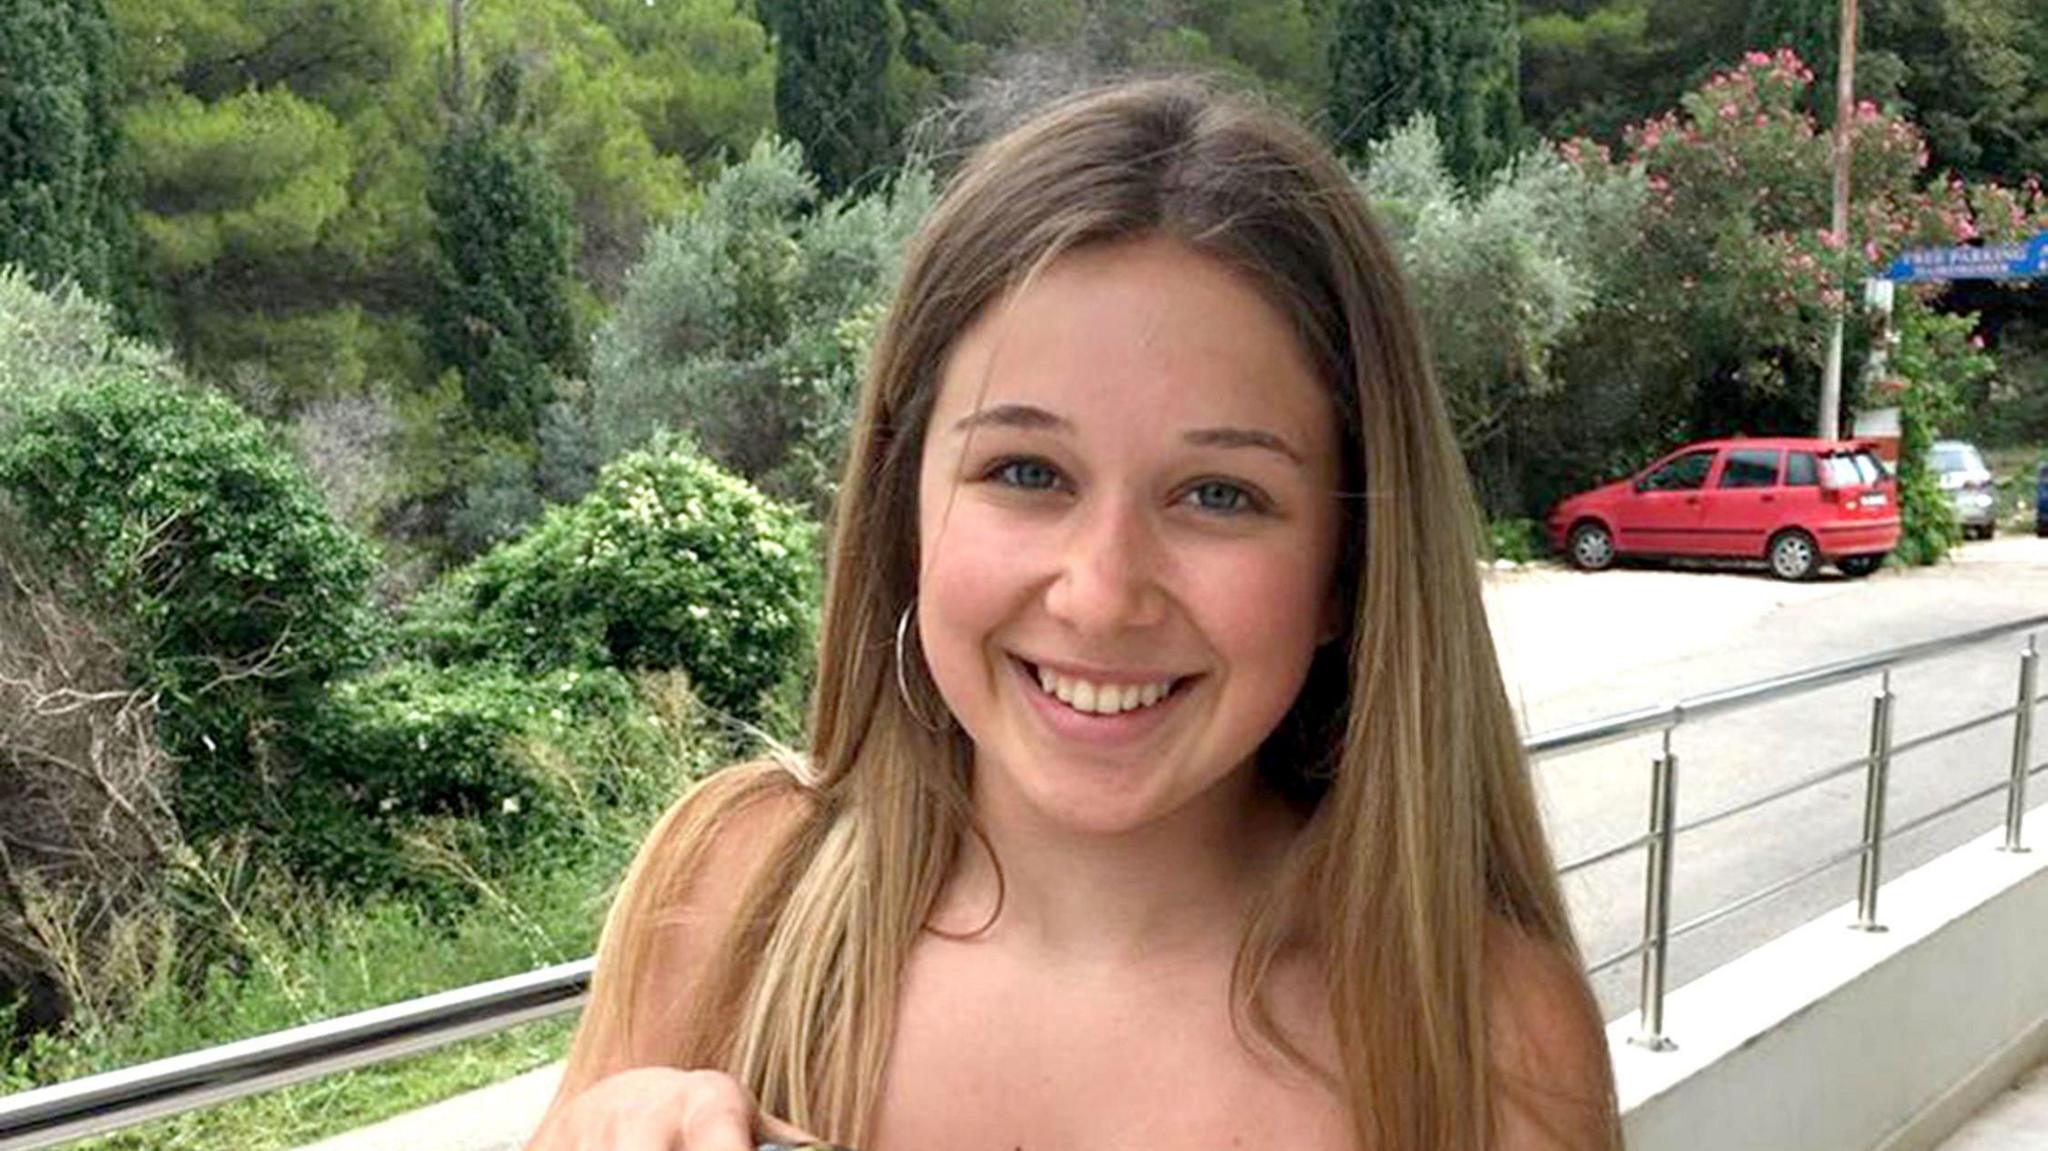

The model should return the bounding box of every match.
[1886,232,2048,282]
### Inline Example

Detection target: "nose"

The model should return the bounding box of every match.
[1043,492,1169,635]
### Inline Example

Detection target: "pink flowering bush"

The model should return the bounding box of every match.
[1552,48,2046,445]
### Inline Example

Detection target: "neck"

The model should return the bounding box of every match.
[926,763,1305,970]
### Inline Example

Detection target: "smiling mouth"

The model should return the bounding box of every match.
[1014,657,1192,717]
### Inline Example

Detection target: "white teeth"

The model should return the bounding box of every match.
[1030,664,1178,716]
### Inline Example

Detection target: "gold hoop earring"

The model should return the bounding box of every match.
[895,601,944,732]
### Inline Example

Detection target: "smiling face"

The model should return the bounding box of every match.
[914,234,1345,838]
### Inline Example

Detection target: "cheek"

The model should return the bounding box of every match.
[1199,545,1334,670]
[915,498,1040,702]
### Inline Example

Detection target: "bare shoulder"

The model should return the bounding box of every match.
[556,761,816,1090]
[646,761,817,964]
[1484,916,1621,1151]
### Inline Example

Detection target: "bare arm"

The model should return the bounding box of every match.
[1487,921,1624,1151]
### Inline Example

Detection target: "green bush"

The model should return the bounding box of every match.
[280,662,655,893]
[1888,298,1987,566]
[403,437,817,719]
[1486,517,1546,563]
[0,371,382,837]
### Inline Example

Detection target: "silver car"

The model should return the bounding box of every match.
[1929,440,1996,539]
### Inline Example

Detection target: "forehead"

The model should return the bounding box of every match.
[931,235,1335,442]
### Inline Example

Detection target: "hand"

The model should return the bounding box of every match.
[529,1066,832,1151]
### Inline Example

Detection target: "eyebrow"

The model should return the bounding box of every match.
[951,404,1304,466]
[951,403,1070,434]
[1183,426,1305,465]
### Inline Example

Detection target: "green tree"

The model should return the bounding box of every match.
[108,0,440,401]
[578,0,777,170]
[400,436,818,721]
[589,137,934,513]
[759,0,904,195]
[1742,0,1833,90]
[1864,0,2048,183]
[426,63,583,449]
[0,0,126,301]
[1329,0,1522,181]
[1363,115,1642,512]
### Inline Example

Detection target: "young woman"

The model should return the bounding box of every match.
[529,76,1621,1151]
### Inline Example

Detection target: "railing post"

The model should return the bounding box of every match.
[1632,727,1679,1051]
[2004,634,2038,853]
[1854,670,1895,931]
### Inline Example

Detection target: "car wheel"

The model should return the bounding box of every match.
[1568,521,1615,571]
[1768,529,1819,581]
[1838,554,1882,578]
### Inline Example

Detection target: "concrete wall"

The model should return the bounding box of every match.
[1614,805,2048,1151]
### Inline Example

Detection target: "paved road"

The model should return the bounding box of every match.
[1483,535,2048,1019]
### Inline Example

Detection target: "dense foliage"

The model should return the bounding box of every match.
[1522,0,2048,182]
[1362,115,1642,508]
[1331,0,1522,182]
[0,370,381,836]
[589,137,933,511]
[0,265,170,418]
[759,0,903,196]
[427,84,584,447]
[281,661,653,893]
[0,0,125,301]
[1887,297,1995,564]
[402,438,817,720]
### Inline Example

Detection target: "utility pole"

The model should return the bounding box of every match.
[1818,0,1859,440]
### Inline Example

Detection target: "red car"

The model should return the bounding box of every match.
[1545,438,1900,580]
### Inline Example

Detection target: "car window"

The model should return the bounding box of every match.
[1717,448,1781,489]
[1853,452,1884,484]
[1786,452,1818,486]
[1640,449,1716,492]
[1821,454,1865,487]
[1930,445,1968,473]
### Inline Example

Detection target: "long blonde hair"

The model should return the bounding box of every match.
[568,76,1615,1150]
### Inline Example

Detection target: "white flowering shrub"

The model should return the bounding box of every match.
[401,435,816,719]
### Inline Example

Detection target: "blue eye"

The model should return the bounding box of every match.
[1185,480,1259,514]
[990,458,1062,491]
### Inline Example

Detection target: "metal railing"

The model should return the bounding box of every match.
[3,613,2045,1149]
[1537,613,2048,1051]
[0,962,590,1151]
